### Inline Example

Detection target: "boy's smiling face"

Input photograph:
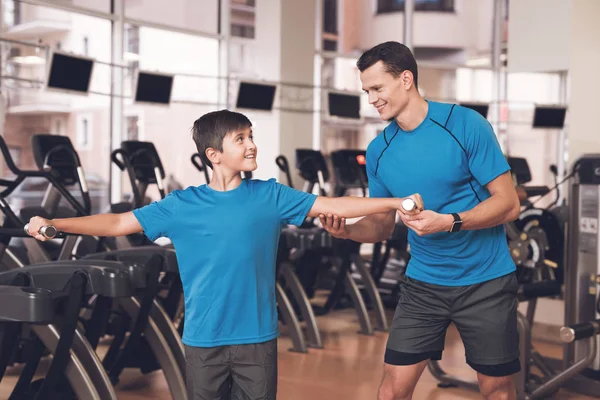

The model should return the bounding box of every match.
[218,126,257,173]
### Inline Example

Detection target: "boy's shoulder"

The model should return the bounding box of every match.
[243,178,280,191]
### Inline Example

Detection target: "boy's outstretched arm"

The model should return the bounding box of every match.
[25,212,143,241]
[307,194,422,219]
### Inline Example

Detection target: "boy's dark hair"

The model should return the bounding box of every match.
[191,109,252,169]
[356,41,419,88]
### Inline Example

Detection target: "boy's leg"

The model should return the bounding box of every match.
[380,276,452,400]
[451,272,520,400]
[184,344,232,400]
[230,338,278,400]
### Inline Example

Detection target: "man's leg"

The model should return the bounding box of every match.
[477,373,517,400]
[380,275,452,400]
[378,361,428,400]
[452,272,521,400]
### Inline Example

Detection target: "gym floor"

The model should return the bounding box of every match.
[1,307,596,399]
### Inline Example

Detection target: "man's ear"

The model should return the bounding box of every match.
[402,70,414,90]
[206,147,220,166]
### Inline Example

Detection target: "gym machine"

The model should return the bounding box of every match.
[276,150,387,334]
[329,148,409,311]
[431,155,600,399]
[1,135,188,399]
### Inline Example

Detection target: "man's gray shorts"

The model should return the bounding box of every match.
[184,338,277,400]
[385,272,521,377]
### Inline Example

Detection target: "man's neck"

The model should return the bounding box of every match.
[394,96,429,132]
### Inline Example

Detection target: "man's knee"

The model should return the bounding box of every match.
[477,374,516,400]
[377,360,428,400]
[378,378,413,400]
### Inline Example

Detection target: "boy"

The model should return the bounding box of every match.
[26,109,423,400]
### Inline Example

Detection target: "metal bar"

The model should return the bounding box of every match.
[69,328,119,400]
[110,0,124,204]
[350,253,388,332]
[528,338,597,399]
[275,282,308,353]
[0,36,48,48]
[344,270,373,335]
[123,17,222,40]
[18,0,116,19]
[31,324,104,400]
[149,299,186,377]
[516,311,530,398]
[279,262,323,348]
[119,297,188,400]
[404,0,414,51]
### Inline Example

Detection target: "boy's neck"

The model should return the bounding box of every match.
[208,169,243,192]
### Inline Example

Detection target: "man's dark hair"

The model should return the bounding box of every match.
[356,41,418,88]
[191,109,252,169]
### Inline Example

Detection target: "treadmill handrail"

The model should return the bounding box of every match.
[0,136,88,216]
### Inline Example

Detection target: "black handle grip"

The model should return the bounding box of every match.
[523,185,550,198]
[276,155,289,173]
[1,225,64,239]
[111,149,127,171]
[276,155,294,188]
[560,319,600,343]
[519,280,562,300]
[191,153,210,183]
[191,153,205,171]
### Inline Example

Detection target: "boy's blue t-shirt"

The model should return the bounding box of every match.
[366,100,515,286]
[133,178,317,347]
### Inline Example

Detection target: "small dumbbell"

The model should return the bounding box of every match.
[24,224,58,239]
[402,198,416,212]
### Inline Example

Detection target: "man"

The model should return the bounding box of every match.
[319,41,521,400]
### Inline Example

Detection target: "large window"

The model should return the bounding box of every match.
[3,0,20,28]
[231,0,256,39]
[323,0,338,52]
[125,0,218,35]
[1,3,111,213]
[121,26,220,197]
[377,0,455,13]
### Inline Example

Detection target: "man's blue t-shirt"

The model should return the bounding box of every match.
[366,100,515,286]
[133,178,316,347]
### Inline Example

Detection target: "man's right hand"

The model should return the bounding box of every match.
[318,213,348,239]
[25,216,53,242]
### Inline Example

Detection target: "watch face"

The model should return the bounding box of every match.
[451,221,462,232]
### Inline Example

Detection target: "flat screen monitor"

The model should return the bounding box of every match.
[46,52,94,94]
[328,92,361,120]
[459,102,489,118]
[235,81,276,111]
[134,71,174,105]
[533,106,567,128]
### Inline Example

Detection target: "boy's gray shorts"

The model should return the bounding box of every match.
[385,272,521,377]
[185,338,277,400]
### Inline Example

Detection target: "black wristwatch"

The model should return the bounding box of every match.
[449,213,462,233]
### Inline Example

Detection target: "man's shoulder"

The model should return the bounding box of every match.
[429,101,489,132]
[366,122,394,154]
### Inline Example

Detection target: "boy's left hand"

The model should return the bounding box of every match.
[399,210,453,236]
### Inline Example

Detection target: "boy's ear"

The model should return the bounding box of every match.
[206,147,220,166]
